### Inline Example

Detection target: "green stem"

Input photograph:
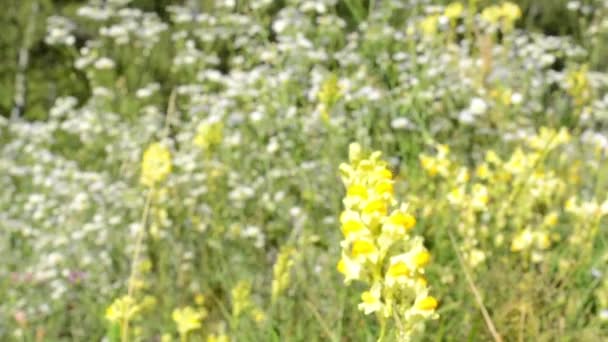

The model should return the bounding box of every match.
[377,315,387,342]
[120,318,129,342]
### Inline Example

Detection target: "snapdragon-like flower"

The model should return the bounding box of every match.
[338,143,438,341]
[172,306,206,337]
[106,295,141,324]
[141,143,172,187]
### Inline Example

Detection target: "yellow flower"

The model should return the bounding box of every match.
[447,186,465,206]
[340,210,367,238]
[420,15,439,37]
[231,281,252,318]
[383,208,416,235]
[511,229,534,252]
[271,246,295,304]
[207,333,230,342]
[413,250,431,268]
[194,121,223,151]
[318,74,342,108]
[475,163,491,179]
[481,5,501,24]
[339,143,438,339]
[141,143,172,187]
[194,294,206,306]
[105,296,140,323]
[358,283,383,315]
[415,296,438,311]
[471,183,489,210]
[172,306,205,336]
[501,2,522,22]
[387,262,410,278]
[337,254,362,283]
[444,2,464,20]
[351,239,377,259]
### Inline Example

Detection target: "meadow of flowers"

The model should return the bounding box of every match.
[2,0,608,341]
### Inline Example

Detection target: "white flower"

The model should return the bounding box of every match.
[94,57,116,70]
[511,92,523,105]
[469,98,488,116]
[391,117,414,130]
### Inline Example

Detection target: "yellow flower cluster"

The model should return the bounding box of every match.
[141,143,172,187]
[230,280,266,324]
[444,2,464,21]
[425,127,571,267]
[271,246,296,304]
[106,295,141,324]
[566,64,592,108]
[172,306,207,338]
[565,195,608,251]
[194,121,223,151]
[317,74,342,123]
[338,143,438,340]
[481,2,522,31]
[419,144,451,178]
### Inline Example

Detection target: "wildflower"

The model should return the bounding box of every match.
[207,334,229,342]
[481,6,501,24]
[231,280,252,319]
[195,294,206,306]
[141,143,172,187]
[105,296,141,323]
[172,306,206,337]
[194,121,223,151]
[358,283,383,314]
[338,143,437,340]
[420,15,439,38]
[444,2,464,21]
[271,246,296,304]
[501,2,522,22]
[317,74,342,122]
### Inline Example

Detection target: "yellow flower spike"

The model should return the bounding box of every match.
[415,296,438,311]
[339,143,437,340]
[140,143,172,187]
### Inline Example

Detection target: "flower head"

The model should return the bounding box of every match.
[141,143,172,187]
